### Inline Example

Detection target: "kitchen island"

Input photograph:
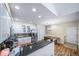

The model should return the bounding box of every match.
[22,40,54,56]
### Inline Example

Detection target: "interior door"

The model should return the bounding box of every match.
[65,27,77,44]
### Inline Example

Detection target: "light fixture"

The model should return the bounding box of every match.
[15,6,20,10]
[32,8,36,12]
[38,16,41,18]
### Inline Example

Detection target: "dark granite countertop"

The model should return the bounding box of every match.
[20,40,52,56]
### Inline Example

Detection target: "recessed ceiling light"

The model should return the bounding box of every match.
[38,16,41,18]
[32,8,36,12]
[15,6,20,10]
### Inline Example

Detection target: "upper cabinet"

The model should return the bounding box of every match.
[0,4,12,43]
[12,22,37,34]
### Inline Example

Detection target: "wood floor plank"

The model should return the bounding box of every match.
[58,45,64,56]
[56,45,62,55]
[55,44,78,56]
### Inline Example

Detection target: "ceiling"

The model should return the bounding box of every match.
[9,3,79,25]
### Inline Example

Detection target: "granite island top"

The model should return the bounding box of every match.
[20,40,52,56]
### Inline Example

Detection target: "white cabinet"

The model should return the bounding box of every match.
[37,25,45,41]
[12,23,37,34]
[13,24,23,33]
[0,4,11,43]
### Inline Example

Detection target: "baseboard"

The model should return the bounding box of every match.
[64,42,78,50]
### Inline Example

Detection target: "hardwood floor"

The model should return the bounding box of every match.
[54,44,79,56]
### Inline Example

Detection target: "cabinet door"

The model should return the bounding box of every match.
[0,4,11,43]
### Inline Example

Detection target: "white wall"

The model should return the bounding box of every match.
[45,21,78,44]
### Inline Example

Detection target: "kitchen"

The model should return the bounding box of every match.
[0,3,79,56]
